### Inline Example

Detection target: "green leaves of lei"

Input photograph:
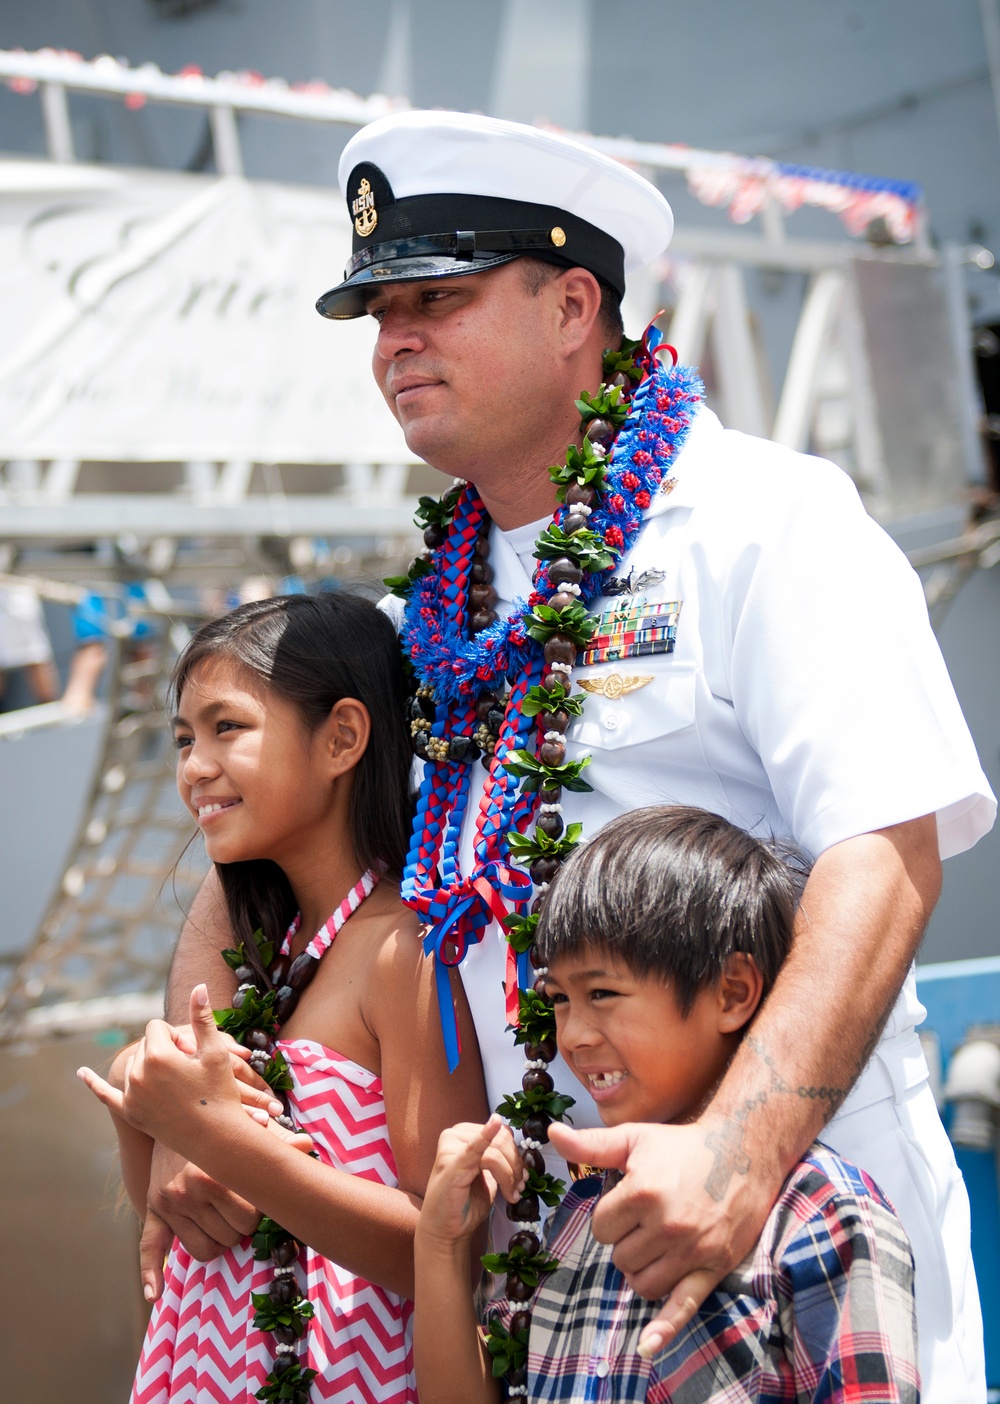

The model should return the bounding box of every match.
[533,522,614,574]
[214,986,278,1043]
[255,1362,318,1404]
[524,601,594,650]
[496,991,577,1128]
[252,1215,290,1261]
[222,927,275,975]
[251,1291,315,1338]
[216,929,294,1093]
[507,821,583,866]
[484,1314,531,1380]
[495,1082,576,1128]
[509,679,592,792]
[482,1241,559,1285]
[509,988,557,1046]
[384,485,463,597]
[217,939,312,1400]
[504,748,593,794]
[549,435,608,498]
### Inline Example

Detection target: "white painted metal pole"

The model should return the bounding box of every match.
[980,0,1000,160]
[209,104,244,177]
[218,459,254,501]
[942,244,990,486]
[666,262,715,367]
[711,263,768,438]
[772,269,844,450]
[42,459,80,500]
[40,82,74,162]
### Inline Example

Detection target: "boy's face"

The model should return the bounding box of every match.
[546,948,737,1126]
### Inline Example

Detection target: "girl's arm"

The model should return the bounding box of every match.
[79,938,491,1302]
[80,992,420,1298]
[105,1040,155,1218]
[414,1117,522,1404]
[100,1031,283,1220]
[368,916,491,1257]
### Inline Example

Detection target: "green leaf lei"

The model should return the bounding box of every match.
[214,929,317,1404]
[484,1315,530,1380]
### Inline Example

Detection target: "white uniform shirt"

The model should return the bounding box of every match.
[444,406,996,1132]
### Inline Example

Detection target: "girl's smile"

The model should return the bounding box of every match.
[193,795,242,823]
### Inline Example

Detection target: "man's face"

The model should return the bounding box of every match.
[364,261,574,480]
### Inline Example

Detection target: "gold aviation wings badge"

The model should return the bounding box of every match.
[578,673,654,701]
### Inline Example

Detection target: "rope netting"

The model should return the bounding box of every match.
[0,587,208,1044]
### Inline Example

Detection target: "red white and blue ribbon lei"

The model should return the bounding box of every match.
[401,333,704,1069]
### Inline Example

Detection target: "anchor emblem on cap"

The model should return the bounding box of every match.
[352,177,378,237]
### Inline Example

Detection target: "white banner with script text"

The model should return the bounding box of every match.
[0,165,413,464]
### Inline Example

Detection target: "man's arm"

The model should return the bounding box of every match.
[549,812,940,1356]
[165,867,238,1021]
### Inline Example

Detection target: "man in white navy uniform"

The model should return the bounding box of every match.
[157,112,995,1400]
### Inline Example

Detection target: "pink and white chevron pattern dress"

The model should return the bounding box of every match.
[131,1039,416,1403]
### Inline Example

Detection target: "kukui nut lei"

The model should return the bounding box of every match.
[214,869,379,1404]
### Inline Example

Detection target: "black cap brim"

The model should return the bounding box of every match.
[316,251,521,320]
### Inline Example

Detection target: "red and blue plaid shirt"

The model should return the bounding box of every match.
[488,1142,918,1402]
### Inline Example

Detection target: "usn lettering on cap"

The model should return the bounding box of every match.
[352,177,377,238]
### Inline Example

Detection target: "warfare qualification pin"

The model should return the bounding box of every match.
[352,177,378,237]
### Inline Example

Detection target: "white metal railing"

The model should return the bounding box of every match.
[0,47,927,241]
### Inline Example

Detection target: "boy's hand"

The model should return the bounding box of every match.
[548,1119,766,1360]
[419,1115,526,1249]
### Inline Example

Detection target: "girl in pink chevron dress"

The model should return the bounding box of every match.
[79,595,487,1404]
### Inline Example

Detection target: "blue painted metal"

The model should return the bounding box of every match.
[916,957,1000,1384]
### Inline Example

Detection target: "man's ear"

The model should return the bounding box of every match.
[317,697,371,779]
[716,952,765,1034]
[550,266,603,357]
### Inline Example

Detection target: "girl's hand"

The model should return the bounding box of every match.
[98,1019,283,1121]
[419,1115,526,1249]
[78,985,281,1146]
[155,1021,282,1117]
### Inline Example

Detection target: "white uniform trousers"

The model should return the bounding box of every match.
[825,1078,986,1404]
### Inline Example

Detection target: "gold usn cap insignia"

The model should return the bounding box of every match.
[352,177,378,237]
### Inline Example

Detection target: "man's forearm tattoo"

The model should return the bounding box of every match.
[704,1117,752,1202]
[745,1033,849,1118]
[701,1030,866,1199]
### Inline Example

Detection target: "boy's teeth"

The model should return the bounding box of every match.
[589,1071,626,1090]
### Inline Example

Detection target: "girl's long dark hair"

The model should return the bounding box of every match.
[170,593,412,980]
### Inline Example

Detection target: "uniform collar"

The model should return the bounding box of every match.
[481,402,718,602]
[643,402,719,517]
[490,518,536,604]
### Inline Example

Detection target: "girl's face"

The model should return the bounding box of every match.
[172,658,336,868]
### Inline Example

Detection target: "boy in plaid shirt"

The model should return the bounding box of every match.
[414,805,920,1403]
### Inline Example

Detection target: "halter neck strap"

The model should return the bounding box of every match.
[280,868,380,961]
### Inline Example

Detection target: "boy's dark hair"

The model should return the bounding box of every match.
[170,593,412,978]
[535,805,809,1014]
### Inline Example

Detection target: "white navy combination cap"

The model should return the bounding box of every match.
[316,109,674,320]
